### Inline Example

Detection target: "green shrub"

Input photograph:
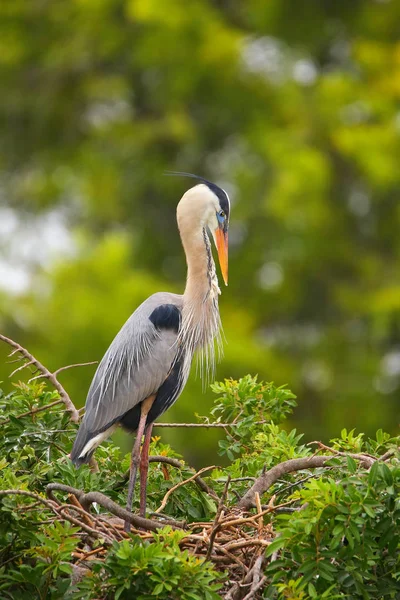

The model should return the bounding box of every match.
[0,375,399,599]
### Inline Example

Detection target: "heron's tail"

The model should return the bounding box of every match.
[70,421,117,467]
[70,421,93,466]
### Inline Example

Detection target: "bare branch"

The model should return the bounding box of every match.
[46,483,185,531]
[241,575,267,600]
[53,361,98,376]
[0,489,59,512]
[0,334,80,423]
[155,465,217,514]
[9,359,36,378]
[206,476,230,560]
[148,455,184,468]
[379,449,397,462]
[237,455,335,510]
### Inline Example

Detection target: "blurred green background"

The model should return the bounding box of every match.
[1,0,400,465]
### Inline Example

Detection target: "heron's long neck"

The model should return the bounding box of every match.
[183,228,218,301]
[179,226,222,377]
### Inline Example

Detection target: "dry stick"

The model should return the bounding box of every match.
[225,555,264,600]
[148,455,184,468]
[96,514,126,541]
[74,547,106,564]
[0,334,80,423]
[380,449,397,462]
[155,465,217,514]
[28,362,98,382]
[57,506,114,545]
[148,455,220,501]
[237,455,336,510]
[0,496,106,548]
[224,539,270,551]
[57,502,110,539]
[240,555,264,600]
[68,494,95,527]
[46,483,184,531]
[255,492,263,536]
[219,499,296,529]
[206,476,231,561]
[53,362,98,376]
[241,576,268,600]
[186,534,248,572]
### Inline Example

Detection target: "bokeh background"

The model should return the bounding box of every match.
[1,0,400,465]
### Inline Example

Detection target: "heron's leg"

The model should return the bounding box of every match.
[124,412,147,532]
[139,423,153,518]
[124,395,155,532]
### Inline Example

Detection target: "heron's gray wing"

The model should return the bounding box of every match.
[81,292,182,436]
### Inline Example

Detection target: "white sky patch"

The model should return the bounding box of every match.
[292,59,317,86]
[348,188,370,217]
[258,261,284,290]
[241,36,288,84]
[0,207,75,295]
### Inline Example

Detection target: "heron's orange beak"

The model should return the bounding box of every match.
[215,228,228,286]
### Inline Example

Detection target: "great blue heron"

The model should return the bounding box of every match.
[70,174,230,529]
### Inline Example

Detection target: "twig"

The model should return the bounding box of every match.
[0,489,59,512]
[155,465,217,514]
[0,334,80,423]
[206,476,231,560]
[57,506,114,545]
[53,362,98,376]
[74,547,106,564]
[215,477,256,483]
[380,449,397,462]
[274,470,333,497]
[0,399,64,425]
[255,493,262,535]
[308,441,374,468]
[148,456,219,502]
[242,575,267,600]
[152,421,267,428]
[68,494,94,527]
[224,555,264,600]
[148,455,184,468]
[10,359,36,377]
[220,499,296,528]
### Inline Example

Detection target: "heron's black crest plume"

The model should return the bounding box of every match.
[165,171,230,219]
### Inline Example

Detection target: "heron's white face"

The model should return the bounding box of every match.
[177,183,229,285]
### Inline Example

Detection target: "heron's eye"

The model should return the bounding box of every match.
[217,210,225,224]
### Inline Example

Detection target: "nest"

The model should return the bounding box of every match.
[42,481,278,600]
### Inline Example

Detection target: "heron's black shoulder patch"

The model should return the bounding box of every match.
[149,304,181,333]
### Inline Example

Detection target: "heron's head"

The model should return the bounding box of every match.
[175,175,230,285]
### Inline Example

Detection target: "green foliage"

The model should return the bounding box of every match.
[71,528,222,600]
[266,460,400,599]
[209,375,297,459]
[2,0,400,464]
[1,374,400,598]
[0,379,224,597]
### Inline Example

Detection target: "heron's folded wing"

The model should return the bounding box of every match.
[82,301,181,436]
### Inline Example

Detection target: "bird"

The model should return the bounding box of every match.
[70,173,230,529]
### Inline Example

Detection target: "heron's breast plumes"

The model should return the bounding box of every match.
[179,288,223,386]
